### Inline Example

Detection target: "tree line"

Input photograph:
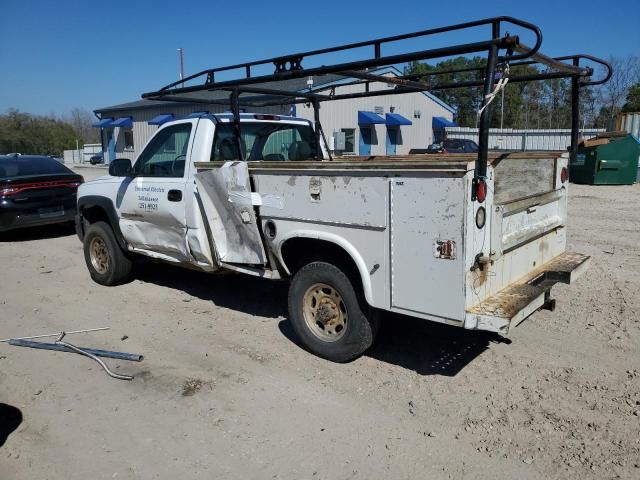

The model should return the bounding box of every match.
[0,108,99,156]
[404,55,640,129]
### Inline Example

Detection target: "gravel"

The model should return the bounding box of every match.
[0,171,638,479]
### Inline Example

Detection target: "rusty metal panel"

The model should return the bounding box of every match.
[466,228,567,310]
[493,156,556,204]
[465,251,590,333]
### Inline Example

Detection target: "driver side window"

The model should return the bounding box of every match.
[133,123,192,177]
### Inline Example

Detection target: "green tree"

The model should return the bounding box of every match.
[622,83,640,112]
[405,57,570,128]
[0,109,77,155]
[405,56,486,127]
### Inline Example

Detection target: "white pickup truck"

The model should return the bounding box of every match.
[76,113,589,361]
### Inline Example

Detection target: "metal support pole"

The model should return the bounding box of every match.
[178,48,185,88]
[570,58,581,163]
[476,42,499,178]
[230,89,244,161]
[313,99,322,159]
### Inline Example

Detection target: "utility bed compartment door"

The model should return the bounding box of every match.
[390,176,465,320]
[492,189,567,254]
[194,162,266,265]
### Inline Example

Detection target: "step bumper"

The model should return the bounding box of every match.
[465,251,591,334]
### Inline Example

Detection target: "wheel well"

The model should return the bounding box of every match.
[280,238,363,293]
[81,205,110,225]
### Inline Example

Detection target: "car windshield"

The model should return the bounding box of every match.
[211,122,318,161]
[0,156,73,179]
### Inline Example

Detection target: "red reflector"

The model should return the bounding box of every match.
[475,179,487,203]
[0,179,81,196]
[254,114,280,121]
[560,166,568,183]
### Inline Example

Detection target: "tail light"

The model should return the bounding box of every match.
[0,186,20,196]
[0,179,82,196]
[473,178,487,203]
[560,166,568,184]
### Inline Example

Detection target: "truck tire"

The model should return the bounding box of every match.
[83,221,132,286]
[288,261,378,362]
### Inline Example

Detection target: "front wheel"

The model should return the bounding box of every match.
[288,261,378,362]
[83,221,132,286]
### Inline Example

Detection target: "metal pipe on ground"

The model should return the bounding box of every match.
[8,339,143,362]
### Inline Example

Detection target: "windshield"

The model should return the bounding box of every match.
[0,156,74,179]
[211,122,318,161]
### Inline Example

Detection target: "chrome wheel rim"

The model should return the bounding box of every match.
[89,237,110,274]
[302,283,347,342]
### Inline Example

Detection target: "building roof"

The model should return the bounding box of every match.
[95,67,455,115]
[95,74,345,114]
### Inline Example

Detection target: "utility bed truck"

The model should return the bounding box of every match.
[77,18,610,361]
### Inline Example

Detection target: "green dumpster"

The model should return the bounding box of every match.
[570,133,640,185]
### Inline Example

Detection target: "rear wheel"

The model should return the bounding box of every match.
[288,261,378,362]
[83,221,132,285]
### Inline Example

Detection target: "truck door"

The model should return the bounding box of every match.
[194,161,267,265]
[116,122,193,260]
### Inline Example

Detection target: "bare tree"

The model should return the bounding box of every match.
[65,108,100,144]
[596,56,640,127]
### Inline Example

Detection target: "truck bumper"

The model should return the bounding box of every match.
[465,251,590,334]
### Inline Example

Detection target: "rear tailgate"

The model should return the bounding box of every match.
[464,152,588,332]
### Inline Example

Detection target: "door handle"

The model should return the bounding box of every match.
[167,189,182,202]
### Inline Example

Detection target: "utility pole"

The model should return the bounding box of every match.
[500,87,504,130]
[178,48,185,88]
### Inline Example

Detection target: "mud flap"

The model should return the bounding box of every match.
[194,162,267,265]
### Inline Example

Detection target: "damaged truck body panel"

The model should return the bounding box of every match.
[194,162,267,266]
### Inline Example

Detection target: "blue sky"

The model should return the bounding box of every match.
[1,0,638,116]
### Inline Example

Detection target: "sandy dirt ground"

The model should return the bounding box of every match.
[1,167,639,479]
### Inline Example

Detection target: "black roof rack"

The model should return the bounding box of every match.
[142,16,611,176]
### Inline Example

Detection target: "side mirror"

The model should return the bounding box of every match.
[109,158,133,177]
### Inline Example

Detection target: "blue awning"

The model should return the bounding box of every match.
[386,113,412,126]
[92,118,114,128]
[148,114,174,125]
[186,111,208,118]
[432,116,457,129]
[111,117,133,128]
[358,111,386,125]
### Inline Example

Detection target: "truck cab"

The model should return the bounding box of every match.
[77,114,320,270]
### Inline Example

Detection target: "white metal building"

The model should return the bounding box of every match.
[444,127,605,151]
[93,67,455,162]
[92,99,289,164]
[295,67,455,156]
